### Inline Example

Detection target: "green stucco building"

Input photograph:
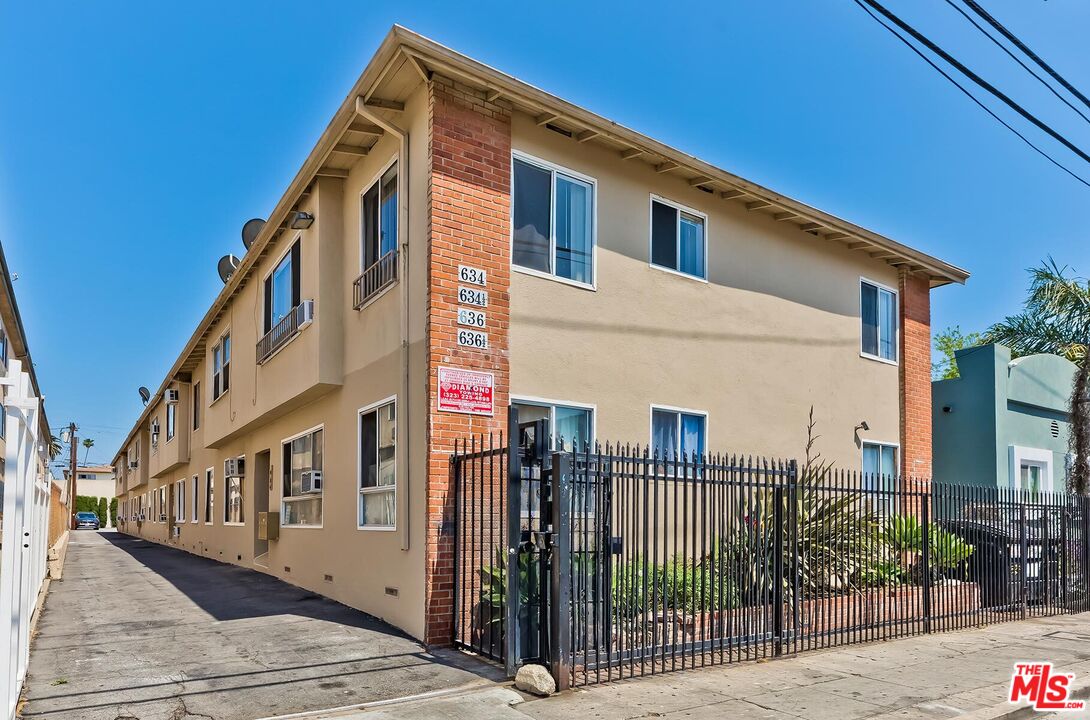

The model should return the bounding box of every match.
[933,343,1076,494]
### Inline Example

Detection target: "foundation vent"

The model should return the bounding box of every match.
[284,566,291,573]
[385,587,399,597]
[324,574,334,582]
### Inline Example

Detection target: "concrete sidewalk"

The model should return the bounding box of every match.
[305,613,1090,720]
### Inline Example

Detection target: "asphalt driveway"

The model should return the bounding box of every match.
[21,530,497,720]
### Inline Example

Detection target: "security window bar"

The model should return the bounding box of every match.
[356,163,399,308]
[282,428,323,526]
[651,198,706,280]
[257,300,313,364]
[212,333,231,400]
[359,400,396,528]
[512,155,594,285]
[861,280,898,362]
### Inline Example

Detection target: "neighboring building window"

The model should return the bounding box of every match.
[513,400,593,451]
[191,474,199,523]
[861,280,898,362]
[650,197,706,280]
[282,427,323,526]
[225,474,244,524]
[192,382,201,430]
[204,468,214,524]
[176,479,186,522]
[166,403,176,441]
[212,333,231,400]
[359,399,396,529]
[512,154,594,285]
[361,162,398,270]
[651,407,707,461]
[264,241,301,333]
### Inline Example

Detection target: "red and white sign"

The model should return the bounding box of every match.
[1009,662,1085,712]
[438,366,494,416]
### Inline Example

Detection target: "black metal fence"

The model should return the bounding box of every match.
[452,432,1090,690]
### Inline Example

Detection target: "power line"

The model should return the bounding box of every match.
[943,0,1090,126]
[857,0,1090,168]
[960,0,1090,113]
[852,0,1090,189]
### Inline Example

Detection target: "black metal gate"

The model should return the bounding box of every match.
[452,407,1090,691]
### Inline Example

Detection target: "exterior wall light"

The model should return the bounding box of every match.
[290,211,315,229]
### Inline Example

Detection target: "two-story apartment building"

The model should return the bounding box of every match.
[113,26,968,644]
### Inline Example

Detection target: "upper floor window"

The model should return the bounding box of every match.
[151,418,160,449]
[861,279,898,363]
[0,329,7,368]
[651,406,706,461]
[166,403,176,441]
[212,333,231,400]
[512,153,595,287]
[282,426,323,527]
[192,382,201,430]
[265,241,301,333]
[361,162,398,270]
[651,196,706,280]
[359,398,396,529]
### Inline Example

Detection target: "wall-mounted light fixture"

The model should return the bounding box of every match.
[854,420,870,433]
[290,211,315,229]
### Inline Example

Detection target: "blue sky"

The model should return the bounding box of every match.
[2,1,1088,470]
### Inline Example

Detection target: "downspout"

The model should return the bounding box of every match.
[355,97,412,551]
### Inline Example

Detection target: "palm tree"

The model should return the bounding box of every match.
[985,259,1090,493]
[985,258,1090,364]
[82,437,94,464]
[47,434,62,460]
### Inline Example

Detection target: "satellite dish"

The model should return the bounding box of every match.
[138,387,151,406]
[217,254,241,284]
[241,218,265,250]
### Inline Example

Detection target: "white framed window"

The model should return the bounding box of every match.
[358,397,396,530]
[860,278,898,363]
[512,151,596,288]
[166,403,176,442]
[512,397,595,451]
[1009,445,1054,499]
[204,468,214,524]
[650,405,707,461]
[282,425,323,527]
[264,239,301,334]
[175,479,186,523]
[650,195,707,281]
[191,474,199,523]
[212,332,231,401]
[224,461,244,525]
[150,418,160,450]
[193,382,201,430]
[361,160,399,270]
[158,486,166,522]
[862,441,899,513]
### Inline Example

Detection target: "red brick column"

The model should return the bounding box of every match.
[899,271,932,482]
[423,75,511,646]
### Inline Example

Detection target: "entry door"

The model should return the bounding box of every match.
[254,450,271,563]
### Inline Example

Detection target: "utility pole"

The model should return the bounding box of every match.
[66,422,78,530]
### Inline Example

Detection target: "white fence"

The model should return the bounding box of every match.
[0,359,48,720]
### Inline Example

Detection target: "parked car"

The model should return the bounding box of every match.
[74,512,100,530]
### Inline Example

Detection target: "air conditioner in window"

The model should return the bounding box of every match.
[224,457,245,478]
[138,513,146,522]
[159,513,167,522]
[129,460,139,469]
[298,300,315,330]
[172,526,181,538]
[164,389,180,404]
[300,470,323,494]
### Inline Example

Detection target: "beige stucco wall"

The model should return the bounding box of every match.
[116,82,432,639]
[508,112,902,470]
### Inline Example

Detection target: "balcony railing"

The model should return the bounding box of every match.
[353,251,398,310]
[257,300,314,364]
